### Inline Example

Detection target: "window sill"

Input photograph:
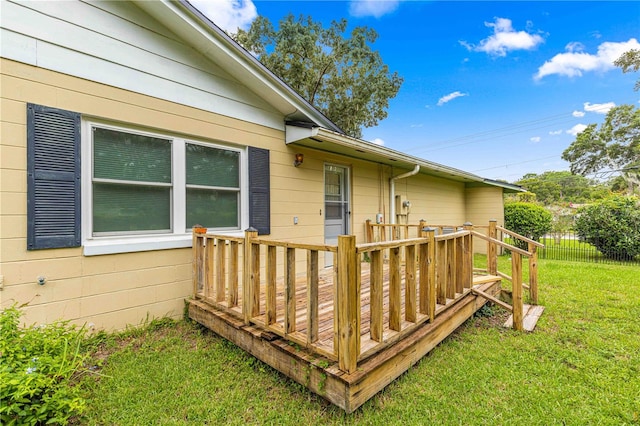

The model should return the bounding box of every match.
[83,231,246,256]
[83,234,193,256]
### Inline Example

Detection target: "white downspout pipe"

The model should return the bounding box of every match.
[390,165,420,225]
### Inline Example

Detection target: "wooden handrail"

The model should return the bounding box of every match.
[193,219,538,374]
[470,230,531,257]
[497,226,544,248]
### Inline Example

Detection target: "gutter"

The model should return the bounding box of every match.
[390,165,420,224]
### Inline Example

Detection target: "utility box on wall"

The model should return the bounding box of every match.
[395,195,411,215]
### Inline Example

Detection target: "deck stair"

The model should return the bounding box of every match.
[504,304,545,331]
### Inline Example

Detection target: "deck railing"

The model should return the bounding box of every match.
[192,220,540,374]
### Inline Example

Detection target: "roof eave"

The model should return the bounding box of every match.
[286,124,502,185]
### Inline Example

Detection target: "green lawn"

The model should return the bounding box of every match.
[78,259,640,425]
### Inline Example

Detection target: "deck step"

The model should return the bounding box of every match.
[503,304,545,332]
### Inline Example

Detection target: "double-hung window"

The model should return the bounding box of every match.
[92,127,173,235]
[85,122,244,253]
[27,104,269,255]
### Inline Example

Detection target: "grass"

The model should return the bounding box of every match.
[77,258,640,425]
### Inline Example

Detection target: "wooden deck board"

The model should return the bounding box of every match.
[189,276,503,413]
[191,263,503,412]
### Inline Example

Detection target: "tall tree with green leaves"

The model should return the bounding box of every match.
[562,50,640,193]
[515,171,606,205]
[234,15,403,138]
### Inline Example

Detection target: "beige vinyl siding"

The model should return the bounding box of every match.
[0,59,287,329]
[465,186,505,254]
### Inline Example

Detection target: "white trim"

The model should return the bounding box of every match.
[81,118,247,255]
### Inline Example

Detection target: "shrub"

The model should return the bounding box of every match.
[574,195,640,260]
[0,305,88,425]
[504,202,553,250]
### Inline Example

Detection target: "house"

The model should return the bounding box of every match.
[0,0,521,331]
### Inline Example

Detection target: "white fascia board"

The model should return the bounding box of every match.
[135,1,342,133]
[286,124,490,184]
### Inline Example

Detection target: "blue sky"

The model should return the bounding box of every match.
[192,1,640,183]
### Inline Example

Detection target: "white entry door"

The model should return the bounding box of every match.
[324,164,350,266]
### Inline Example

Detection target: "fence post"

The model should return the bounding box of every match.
[511,253,524,331]
[528,242,539,305]
[243,227,258,325]
[337,235,359,374]
[488,219,498,275]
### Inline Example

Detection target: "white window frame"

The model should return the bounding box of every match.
[82,120,247,256]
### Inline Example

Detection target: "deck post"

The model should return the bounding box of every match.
[337,235,359,374]
[243,228,258,325]
[488,219,498,275]
[462,223,473,289]
[419,228,436,322]
[511,253,524,331]
[192,232,203,296]
[419,219,427,237]
[365,219,372,243]
[528,242,539,305]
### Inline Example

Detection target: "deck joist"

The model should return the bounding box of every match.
[189,276,502,412]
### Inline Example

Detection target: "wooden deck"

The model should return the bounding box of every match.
[189,263,502,412]
[189,222,542,412]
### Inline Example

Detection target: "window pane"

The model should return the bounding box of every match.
[93,182,171,233]
[94,128,171,183]
[186,188,238,228]
[186,143,239,188]
[325,202,343,220]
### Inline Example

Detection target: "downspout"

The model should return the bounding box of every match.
[390,165,420,224]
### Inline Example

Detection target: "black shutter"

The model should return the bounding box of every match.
[27,104,81,250]
[248,147,270,235]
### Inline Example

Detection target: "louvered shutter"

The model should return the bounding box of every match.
[248,147,270,235]
[27,104,81,249]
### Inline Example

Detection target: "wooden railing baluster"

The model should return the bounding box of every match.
[405,244,417,323]
[266,245,277,325]
[285,247,296,334]
[215,238,225,302]
[389,246,401,331]
[307,250,319,344]
[370,249,383,342]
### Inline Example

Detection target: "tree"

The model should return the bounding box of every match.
[614,48,640,90]
[562,50,640,193]
[574,195,640,260]
[515,171,604,205]
[234,15,403,138]
[561,104,640,192]
[504,202,553,250]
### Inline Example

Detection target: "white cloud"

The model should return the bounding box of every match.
[530,136,541,143]
[460,17,544,57]
[349,0,400,18]
[535,38,640,81]
[189,0,257,33]
[572,110,585,117]
[565,42,585,53]
[437,91,468,106]
[549,130,563,135]
[370,138,385,146]
[567,124,587,136]
[584,101,615,114]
